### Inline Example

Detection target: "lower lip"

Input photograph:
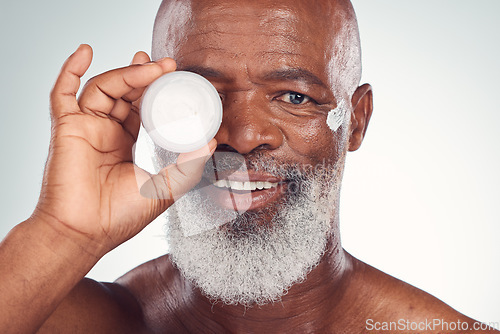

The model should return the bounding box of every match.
[199,180,288,212]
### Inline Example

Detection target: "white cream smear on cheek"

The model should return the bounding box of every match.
[326,99,348,132]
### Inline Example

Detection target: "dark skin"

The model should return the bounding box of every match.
[0,0,496,333]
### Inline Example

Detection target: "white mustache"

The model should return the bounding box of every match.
[203,151,305,181]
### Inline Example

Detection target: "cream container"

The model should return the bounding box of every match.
[141,71,223,153]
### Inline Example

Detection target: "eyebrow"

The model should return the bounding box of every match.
[180,65,225,79]
[180,65,327,88]
[262,68,327,88]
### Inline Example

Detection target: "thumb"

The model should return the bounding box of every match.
[140,139,217,202]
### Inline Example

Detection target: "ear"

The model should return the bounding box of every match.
[348,84,373,151]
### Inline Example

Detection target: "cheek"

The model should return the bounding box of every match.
[281,116,345,165]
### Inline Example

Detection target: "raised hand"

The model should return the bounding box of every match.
[34,44,215,257]
[0,45,215,333]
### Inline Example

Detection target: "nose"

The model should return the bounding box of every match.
[214,92,283,154]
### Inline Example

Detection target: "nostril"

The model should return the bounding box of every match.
[255,144,272,151]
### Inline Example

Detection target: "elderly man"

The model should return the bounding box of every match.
[0,0,496,333]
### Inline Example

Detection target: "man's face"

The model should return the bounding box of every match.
[152,0,359,305]
[172,0,349,210]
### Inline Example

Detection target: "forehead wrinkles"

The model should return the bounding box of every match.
[192,4,304,37]
[175,3,333,77]
[183,5,315,54]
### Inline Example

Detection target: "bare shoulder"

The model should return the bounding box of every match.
[115,254,194,332]
[115,254,183,308]
[39,256,192,334]
[38,277,148,333]
[346,253,499,333]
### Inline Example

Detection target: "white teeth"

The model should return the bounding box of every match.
[229,180,244,190]
[214,180,227,188]
[213,180,278,191]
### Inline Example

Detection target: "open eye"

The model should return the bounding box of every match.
[278,92,312,105]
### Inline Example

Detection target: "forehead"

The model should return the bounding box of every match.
[172,0,336,83]
[189,0,329,35]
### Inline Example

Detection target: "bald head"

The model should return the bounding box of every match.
[152,0,362,99]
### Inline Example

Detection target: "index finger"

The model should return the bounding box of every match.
[78,57,176,117]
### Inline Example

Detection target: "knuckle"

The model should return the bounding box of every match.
[79,82,101,103]
[81,74,107,95]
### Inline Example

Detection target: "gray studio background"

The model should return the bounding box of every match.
[1,0,498,325]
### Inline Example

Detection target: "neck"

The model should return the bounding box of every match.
[186,230,356,332]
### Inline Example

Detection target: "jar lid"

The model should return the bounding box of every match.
[141,71,222,153]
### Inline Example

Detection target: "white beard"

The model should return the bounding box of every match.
[164,156,342,306]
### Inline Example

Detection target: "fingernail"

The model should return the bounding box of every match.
[208,138,217,154]
[155,57,176,71]
[142,57,171,67]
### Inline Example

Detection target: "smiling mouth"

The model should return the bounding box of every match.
[198,174,288,212]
